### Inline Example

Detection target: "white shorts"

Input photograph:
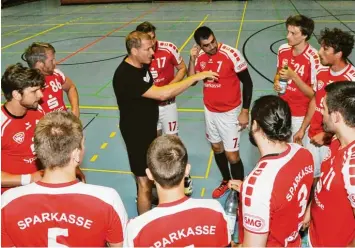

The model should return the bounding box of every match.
[291,116,309,145]
[204,105,241,152]
[157,102,178,135]
[305,138,330,178]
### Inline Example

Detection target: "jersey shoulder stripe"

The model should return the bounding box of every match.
[158,41,181,62]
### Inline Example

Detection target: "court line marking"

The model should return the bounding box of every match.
[57,4,163,64]
[2,5,94,37]
[2,29,241,36]
[205,150,214,179]
[90,155,98,162]
[3,19,354,27]
[235,1,248,48]
[1,17,83,50]
[179,14,209,51]
[94,80,112,96]
[201,188,206,197]
[100,143,108,149]
[81,168,205,179]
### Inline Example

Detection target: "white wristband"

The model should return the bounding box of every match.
[21,174,31,186]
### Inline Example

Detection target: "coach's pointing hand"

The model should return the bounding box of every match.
[194,71,219,81]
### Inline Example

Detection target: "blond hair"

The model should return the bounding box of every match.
[125,31,152,54]
[34,111,83,169]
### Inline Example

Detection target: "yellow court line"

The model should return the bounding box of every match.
[201,188,206,197]
[3,19,355,28]
[100,143,108,149]
[178,108,204,112]
[179,14,209,51]
[235,1,248,48]
[1,17,83,50]
[109,132,116,138]
[81,168,205,179]
[90,155,98,162]
[205,150,214,179]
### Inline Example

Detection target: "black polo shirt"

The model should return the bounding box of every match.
[113,58,159,131]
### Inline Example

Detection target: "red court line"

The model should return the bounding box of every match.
[57,4,163,64]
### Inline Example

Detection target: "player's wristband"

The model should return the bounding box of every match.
[21,174,31,186]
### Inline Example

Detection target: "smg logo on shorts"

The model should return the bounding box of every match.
[243,214,265,232]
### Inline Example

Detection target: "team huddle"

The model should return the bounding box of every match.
[1,13,355,247]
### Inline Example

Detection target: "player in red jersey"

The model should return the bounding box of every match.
[24,42,79,117]
[1,111,128,247]
[24,42,85,181]
[1,63,45,193]
[229,95,314,246]
[135,22,193,197]
[188,26,253,199]
[124,135,230,247]
[294,28,355,179]
[303,82,355,246]
[136,22,187,136]
[274,15,319,144]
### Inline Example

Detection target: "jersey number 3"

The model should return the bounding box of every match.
[297,184,308,218]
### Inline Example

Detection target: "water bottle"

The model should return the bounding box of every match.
[224,189,238,236]
[279,64,288,95]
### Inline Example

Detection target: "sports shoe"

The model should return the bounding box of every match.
[184,175,193,196]
[212,181,229,199]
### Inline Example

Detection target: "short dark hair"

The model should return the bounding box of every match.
[136,21,156,33]
[194,26,214,45]
[319,28,354,60]
[125,31,152,54]
[251,95,292,142]
[325,81,355,128]
[147,135,188,189]
[23,42,56,68]
[286,15,314,41]
[1,63,45,101]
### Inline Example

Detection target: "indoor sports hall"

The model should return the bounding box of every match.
[2,0,355,243]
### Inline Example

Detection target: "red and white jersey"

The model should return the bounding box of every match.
[124,196,231,247]
[277,43,320,117]
[309,64,355,138]
[195,43,247,113]
[41,68,67,114]
[238,144,314,246]
[1,181,128,247]
[1,105,44,193]
[309,138,355,246]
[150,41,183,87]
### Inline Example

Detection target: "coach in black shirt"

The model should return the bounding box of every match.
[113,31,217,215]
